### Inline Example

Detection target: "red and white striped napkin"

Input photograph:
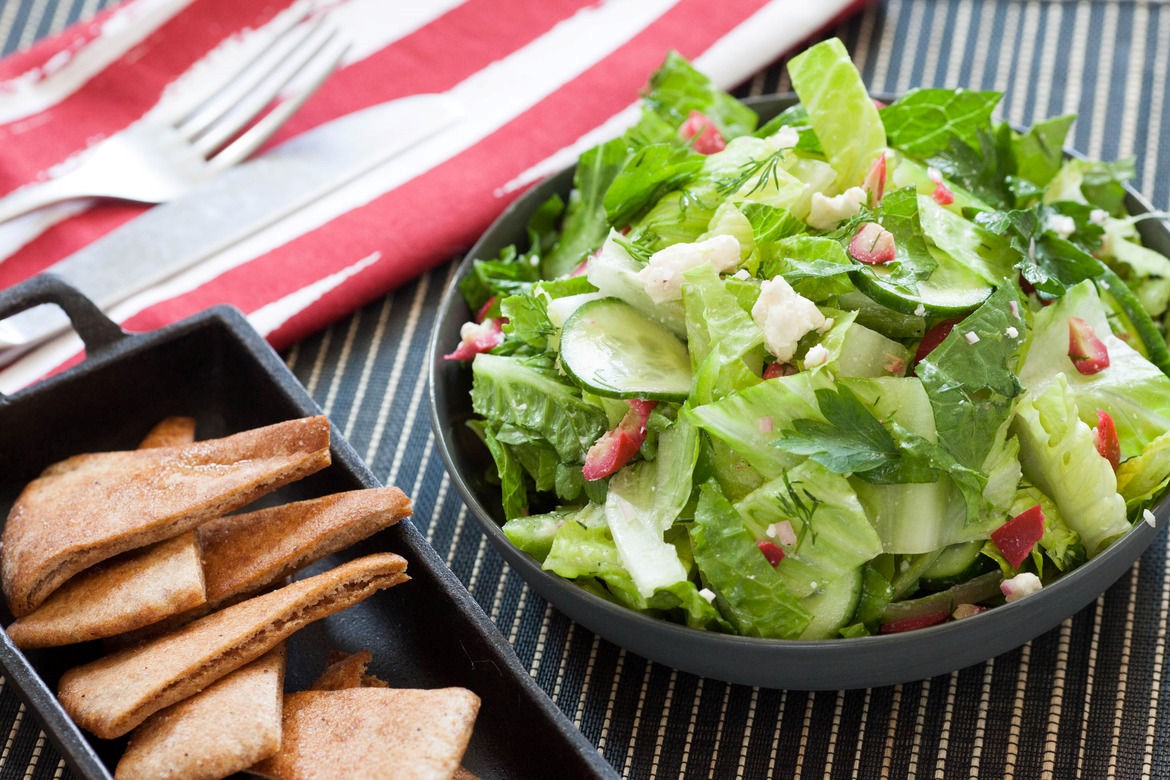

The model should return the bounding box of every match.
[0,0,864,390]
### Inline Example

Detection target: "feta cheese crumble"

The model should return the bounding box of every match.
[699,587,717,603]
[769,125,800,150]
[804,343,830,367]
[965,331,980,344]
[1001,572,1043,603]
[1005,326,1019,339]
[637,234,741,304]
[1144,508,1157,527]
[751,275,827,361]
[1045,213,1077,239]
[806,186,867,230]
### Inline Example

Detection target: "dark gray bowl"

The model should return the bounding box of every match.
[428,95,1170,690]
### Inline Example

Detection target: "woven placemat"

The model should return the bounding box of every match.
[2,0,1168,777]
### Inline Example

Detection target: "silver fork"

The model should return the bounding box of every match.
[0,11,345,224]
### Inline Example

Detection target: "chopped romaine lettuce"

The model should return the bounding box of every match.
[786,38,885,189]
[1012,373,1130,556]
[691,481,812,638]
[450,40,1170,641]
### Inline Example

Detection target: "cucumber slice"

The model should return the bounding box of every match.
[560,297,693,401]
[851,259,993,316]
[798,568,863,640]
[920,540,984,580]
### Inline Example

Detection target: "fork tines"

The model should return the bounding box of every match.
[169,10,346,168]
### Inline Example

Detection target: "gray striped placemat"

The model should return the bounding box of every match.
[3,0,1170,777]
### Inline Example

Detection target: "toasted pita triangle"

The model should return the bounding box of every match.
[308,649,388,691]
[115,487,412,645]
[251,687,479,780]
[5,532,204,648]
[4,419,205,648]
[137,416,198,449]
[116,646,286,780]
[2,416,331,615]
[58,552,407,739]
[200,486,411,605]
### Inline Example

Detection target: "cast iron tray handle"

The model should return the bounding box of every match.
[0,274,126,400]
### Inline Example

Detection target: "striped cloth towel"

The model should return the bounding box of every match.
[0,0,863,391]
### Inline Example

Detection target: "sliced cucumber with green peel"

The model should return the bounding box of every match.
[798,568,864,640]
[560,297,693,400]
[920,540,985,581]
[851,258,993,317]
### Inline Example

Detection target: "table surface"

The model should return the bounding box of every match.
[3,0,1170,778]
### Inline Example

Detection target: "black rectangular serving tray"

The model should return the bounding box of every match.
[0,275,615,780]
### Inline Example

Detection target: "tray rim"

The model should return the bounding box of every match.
[0,283,616,780]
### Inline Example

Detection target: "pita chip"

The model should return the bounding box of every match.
[2,416,331,616]
[116,487,413,645]
[4,419,205,648]
[137,416,198,449]
[4,532,205,648]
[309,650,388,691]
[115,646,286,780]
[57,552,407,739]
[252,687,480,780]
[200,486,412,607]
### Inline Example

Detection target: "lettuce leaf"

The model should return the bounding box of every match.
[915,284,1027,472]
[688,371,830,479]
[786,37,885,189]
[1012,373,1130,556]
[542,137,628,278]
[734,461,883,598]
[604,462,690,598]
[1012,114,1075,190]
[690,481,812,638]
[604,144,705,228]
[470,353,608,464]
[758,235,856,301]
[598,414,700,598]
[1018,280,1170,457]
[1117,428,1170,508]
[542,509,724,630]
[681,264,765,373]
[638,50,758,140]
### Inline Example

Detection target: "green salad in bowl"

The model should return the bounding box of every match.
[439,38,1170,645]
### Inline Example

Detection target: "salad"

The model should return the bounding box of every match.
[445,38,1170,640]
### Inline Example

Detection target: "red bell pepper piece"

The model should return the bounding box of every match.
[879,611,950,634]
[582,399,658,481]
[762,361,796,380]
[991,504,1045,569]
[678,110,726,154]
[756,540,785,567]
[911,318,961,372]
[1095,409,1121,471]
[863,152,887,207]
[931,180,955,206]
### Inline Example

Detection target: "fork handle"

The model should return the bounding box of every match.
[0,172,96,225]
